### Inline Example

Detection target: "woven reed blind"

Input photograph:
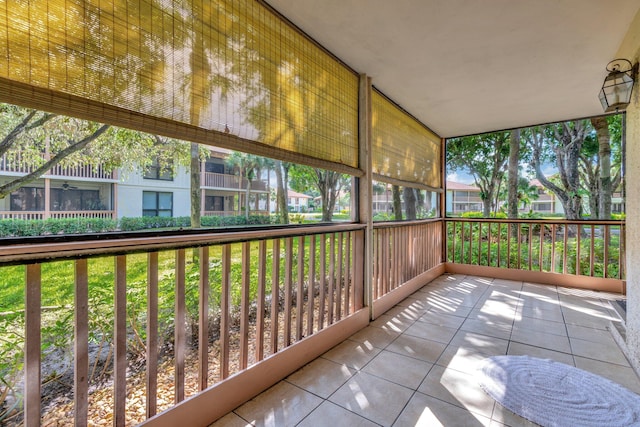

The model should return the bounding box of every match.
[0,0,359,171]
[371,90,441,189]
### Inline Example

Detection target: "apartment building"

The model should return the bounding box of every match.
[0,148,270,220]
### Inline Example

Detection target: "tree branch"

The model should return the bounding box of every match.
[0,125,110,199]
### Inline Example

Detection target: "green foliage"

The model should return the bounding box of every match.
[0,215,276,237]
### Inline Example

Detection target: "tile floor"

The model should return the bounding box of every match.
[211,274,637,426]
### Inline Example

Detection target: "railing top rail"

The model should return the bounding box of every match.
[444,217,625,226]
[373,218,442,229]
[0,222,365,265]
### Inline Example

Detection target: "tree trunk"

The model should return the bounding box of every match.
[591,116,612,219]
[392,185,402,220]
[403,187,417,220]
[507,129,520,218]
[190,143,201,228]
[274,160,289,224]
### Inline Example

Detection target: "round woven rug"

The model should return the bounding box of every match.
[477,355,640,427]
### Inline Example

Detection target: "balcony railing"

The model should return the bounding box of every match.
[0,210,115,220]
[202,210,269,217]
[445,218,625,293]
[0,223,365,426]
[201,172,268,192]
[0,152,115,180]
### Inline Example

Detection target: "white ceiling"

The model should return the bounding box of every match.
[266,0,640,138]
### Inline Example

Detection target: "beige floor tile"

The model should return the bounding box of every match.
[436,345,505,375]
[511,317,567,337]
[449,330,510,355]
[574,356,640,394]
[491,402,540,427]
[566,323,617,343]
[286,358,356,398]
[322,339,381,370]
[515,304,565,322]
[209,412,253,427]
[393,392,492,427]
[385,334,448,363]
[418,364,495,418]
[468,307,518,324]
[297,401,379,427]
[362,350,432,389]
[234,382,322,427]
[510,328,571,353]
[370,313,414,332]
[460,318,512,341]
[569,336,630,366]
[329,372,414,426]
[417,310,466,329]
[506,341,575,365]
[384,304,426,321]
[427,302,474,318]
[404,321,458,344]
[349,325,402,349]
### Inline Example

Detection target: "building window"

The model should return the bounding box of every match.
[10,187,44,211]
[51,188,100,211]
[534,203,552,212]
[143,159,173,181]
[205,195,224,211]
[143,191,173,217]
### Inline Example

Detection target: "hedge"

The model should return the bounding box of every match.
[0,214,275,237]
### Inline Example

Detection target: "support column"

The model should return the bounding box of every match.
[358,74,373,317]
[440,138,447,263]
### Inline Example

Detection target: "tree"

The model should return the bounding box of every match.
[289,165,349,222]
[403,187,417,220]
[507,129,521,218]
[226,152,264,220]
[392,185,402,220]
[447,132,510,217]
[0,104,195,202]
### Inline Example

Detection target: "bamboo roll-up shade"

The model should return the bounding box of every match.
[371,90,441,188]
[0,0,359,170]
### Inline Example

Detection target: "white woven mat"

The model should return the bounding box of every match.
[477,355,640,427]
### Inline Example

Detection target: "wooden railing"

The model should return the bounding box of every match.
[0,152,115,180]
[0,224,364,426]
[372,219,443,301]
[201,210,269,217]
[201,172,268,192]
[0,210,115,220]
[445,218,625,282]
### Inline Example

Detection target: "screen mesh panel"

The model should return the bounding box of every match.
[371,90,441,189]
[0,0,359,169]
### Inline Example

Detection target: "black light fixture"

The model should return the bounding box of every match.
[599,58,637,113]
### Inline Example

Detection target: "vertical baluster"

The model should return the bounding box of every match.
[487,223,492,267]
[539,223,544,271]
[175,249,186,402]
[517,224,522,270]
[198,247,209,391]
[296,236,305,341]
[336,232,343,320]
[284,237,293,346]
[270,239,280,354]
[256,241,267,361]
[307,235,316,336]
[328,234,336,324]
[604,226,610,278]
[496,223,501,268]
[590,225,595,277]
[507,223,511,268]
[477,222,482,266]
[528,223,533,270]
[220,245,231,380]
[25,264,41,427]
[563,224,569,275]
[319,235,326,329]
[345,232,352,316]
[114,256,126,426]
[576,224,582,275]
[381,229,388,296]
[354,230,364,311]
[468,222,473,264]
[146,252,158,417]
[551,224,557,273]
[240,242,250,369]
[74,259,89,425]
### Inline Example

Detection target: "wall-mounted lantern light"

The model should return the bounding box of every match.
[599,58,637,113]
